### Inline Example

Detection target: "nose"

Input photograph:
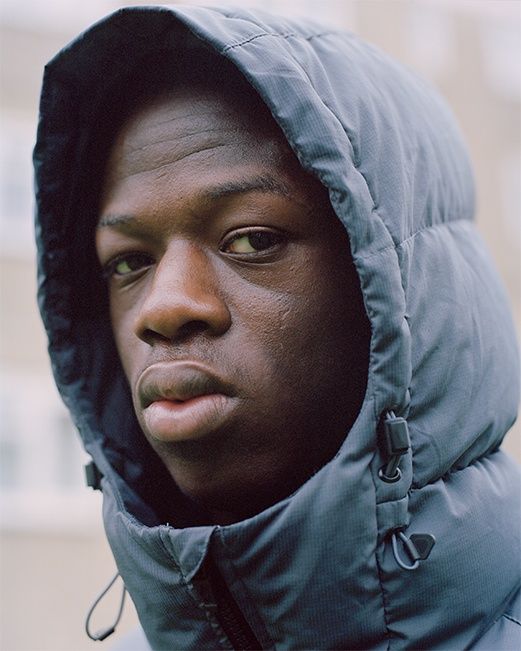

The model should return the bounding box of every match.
[134,241,231,345]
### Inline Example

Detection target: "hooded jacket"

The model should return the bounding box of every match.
[34,6,520,650]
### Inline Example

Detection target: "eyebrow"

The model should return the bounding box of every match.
[97,175,294,228]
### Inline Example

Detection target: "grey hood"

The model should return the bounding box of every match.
[34,5,520,649]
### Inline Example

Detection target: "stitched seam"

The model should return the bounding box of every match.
[377,494,410,507]
[503,614,521,626]
[223,31,292,51]
[409,444,501,491]
[469,583,521,647]
[303,31,340,42]
[353,217,470,427]
[354,218,472,263]
[369,456,394,649]
[222,29,340,52]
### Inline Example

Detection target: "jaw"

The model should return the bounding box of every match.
[147,420,346,524]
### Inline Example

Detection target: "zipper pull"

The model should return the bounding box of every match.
[391,530,436,571]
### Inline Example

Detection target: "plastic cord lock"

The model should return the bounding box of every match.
[383,415,410,457]
[379,412,410,482]
[85,461,103,491]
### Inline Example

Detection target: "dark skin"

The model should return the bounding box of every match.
[96,86,369,523]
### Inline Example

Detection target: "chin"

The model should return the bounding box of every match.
[161,448,311,523]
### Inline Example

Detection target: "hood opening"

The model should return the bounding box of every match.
[37,20,369,527]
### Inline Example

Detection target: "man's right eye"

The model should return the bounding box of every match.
[103,253,153,279]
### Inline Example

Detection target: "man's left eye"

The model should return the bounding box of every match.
[222,229,284,255]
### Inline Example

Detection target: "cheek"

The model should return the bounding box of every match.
[255,258,364,389]
[235,273,348,387]
[109,299,142,380]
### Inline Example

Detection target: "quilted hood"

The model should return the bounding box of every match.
[34,6,520,649]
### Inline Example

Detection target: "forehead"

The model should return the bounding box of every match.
[107,86,288,173]
[100,85,324,216]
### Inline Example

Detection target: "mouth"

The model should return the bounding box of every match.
[137,361,238,442]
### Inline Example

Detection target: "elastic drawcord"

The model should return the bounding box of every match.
[85,572,127,641]
[391,531,420,571]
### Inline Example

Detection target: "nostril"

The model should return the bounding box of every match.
[142,320,211,345]
[174,320,211,342]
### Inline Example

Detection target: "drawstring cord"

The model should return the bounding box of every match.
[379,410,437,571]
[85,572,127,641]
[391,530,420,571]
[391,529,437,571]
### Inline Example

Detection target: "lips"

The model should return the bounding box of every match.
[136,361,238,442]
[139,361,235,407]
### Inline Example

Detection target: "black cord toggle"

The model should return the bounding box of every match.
[85,461,103,491]
[379,411,410,482]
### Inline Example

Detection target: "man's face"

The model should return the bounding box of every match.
[96,86,369,522]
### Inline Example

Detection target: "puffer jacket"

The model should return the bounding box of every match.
[34,6,520,650]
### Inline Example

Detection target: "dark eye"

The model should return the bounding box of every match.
[103,252,153,279]
[222,229,284,256]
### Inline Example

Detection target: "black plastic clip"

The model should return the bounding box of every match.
[379,412,410,482]
[85,461,103,491]
[391,530,436,571]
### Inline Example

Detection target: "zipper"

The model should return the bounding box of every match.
[202,558,262,650]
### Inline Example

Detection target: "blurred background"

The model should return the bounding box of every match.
[0,1,520,649]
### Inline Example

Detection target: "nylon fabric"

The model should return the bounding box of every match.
[34,6,520,649]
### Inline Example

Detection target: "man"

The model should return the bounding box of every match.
[34,6,520,650]
[96,58,370,524]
